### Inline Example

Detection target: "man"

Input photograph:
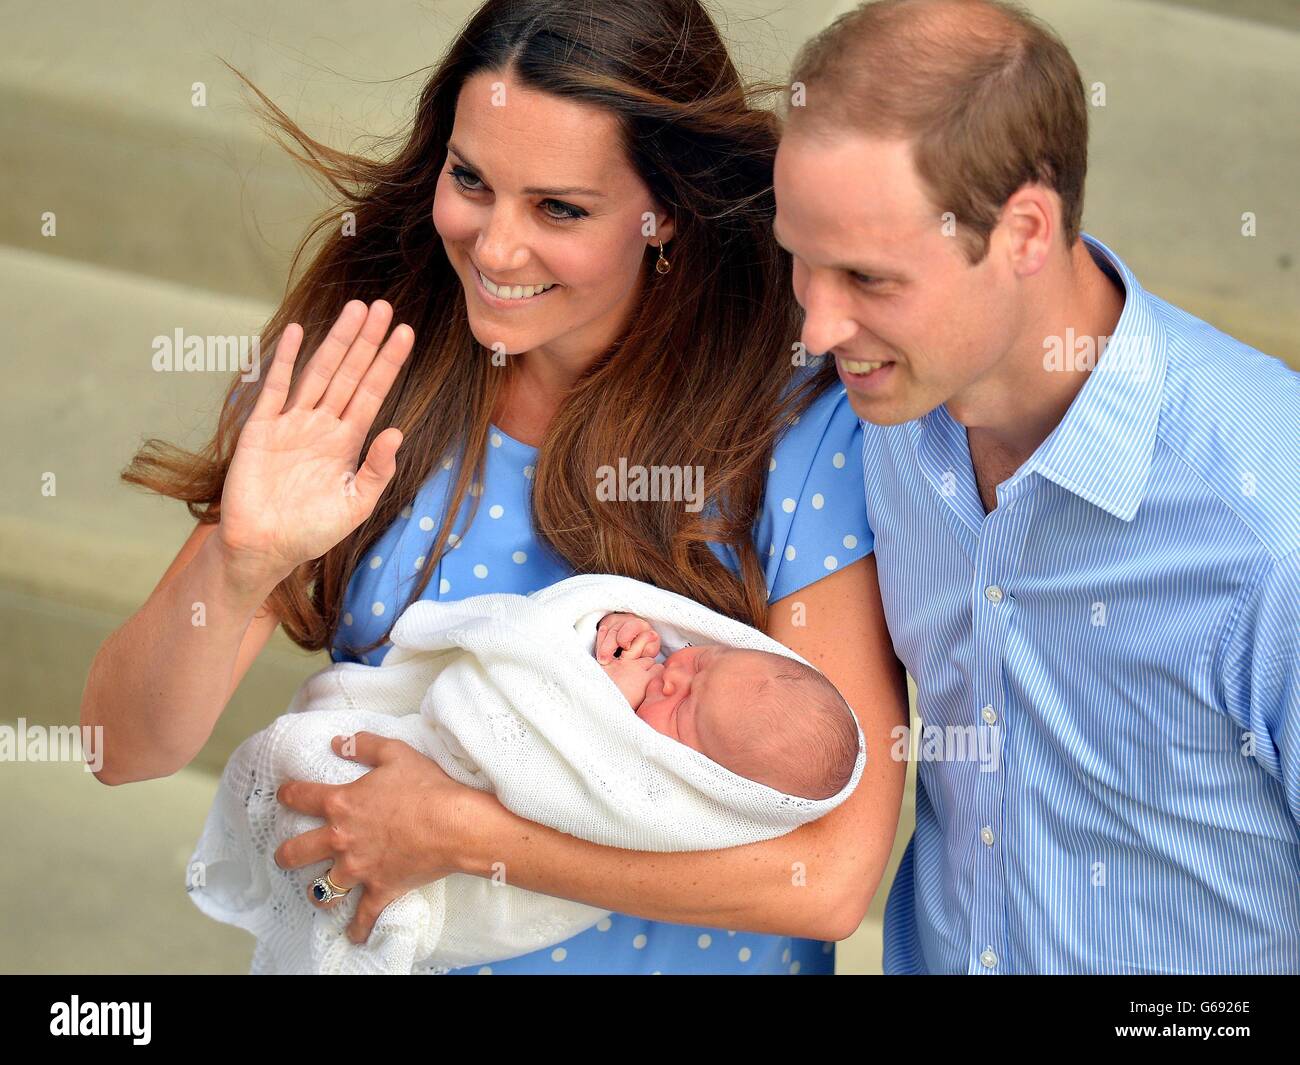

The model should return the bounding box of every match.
[772,0,1299,973]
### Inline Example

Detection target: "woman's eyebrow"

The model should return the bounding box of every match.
[447,141,605,198]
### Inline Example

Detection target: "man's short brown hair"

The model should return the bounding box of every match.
[787,0,1089,263]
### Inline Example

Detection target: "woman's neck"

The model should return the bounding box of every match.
[491,350,584,447]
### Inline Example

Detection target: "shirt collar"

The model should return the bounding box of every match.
[911,233,1168,523]
[1016,233,1168,521]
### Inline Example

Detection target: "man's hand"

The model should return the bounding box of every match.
[595,613,661,664]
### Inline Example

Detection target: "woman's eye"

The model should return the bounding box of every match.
[541,199,586,222]
[448,165,483,191]
[448,166,584,223]
[850,271,880,286]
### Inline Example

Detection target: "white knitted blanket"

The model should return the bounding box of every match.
[186,573,866,974]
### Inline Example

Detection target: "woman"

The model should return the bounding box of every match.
[82,0,907,974]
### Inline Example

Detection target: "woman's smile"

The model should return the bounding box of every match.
[471,263,561,308]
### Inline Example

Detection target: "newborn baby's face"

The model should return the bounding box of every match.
[635,644,737,756]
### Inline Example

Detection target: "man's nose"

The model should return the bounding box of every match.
[799,273,858,357]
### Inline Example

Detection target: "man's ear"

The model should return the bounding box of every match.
[1000,184,1056,277]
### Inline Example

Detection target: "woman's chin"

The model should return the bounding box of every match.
[466,319,531,356]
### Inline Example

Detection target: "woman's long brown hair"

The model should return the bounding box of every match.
[122,0,839,657]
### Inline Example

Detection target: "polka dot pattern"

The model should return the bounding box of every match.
[708,385,873,604]
[330,375,869,973]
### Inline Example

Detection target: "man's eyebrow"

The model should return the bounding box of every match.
[447,142,605,198]
[772,218,898,277]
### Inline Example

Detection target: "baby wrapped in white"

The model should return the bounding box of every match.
[186,573,866,974]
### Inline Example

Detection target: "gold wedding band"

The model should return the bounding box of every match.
[311,870,352,903]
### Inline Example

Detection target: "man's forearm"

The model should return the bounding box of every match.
[453,792,853,940]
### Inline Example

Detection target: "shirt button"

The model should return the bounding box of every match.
[980,826,995,846]
[984,584,1004,604]
[981,705,998,725]
[980,948,998,969]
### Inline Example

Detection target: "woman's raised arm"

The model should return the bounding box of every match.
[80,521,285,785]
[81,300,413,784]
[440,554,908,940]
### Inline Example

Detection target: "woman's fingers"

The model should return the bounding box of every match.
[316,300,396,417]
[313,861,363,908]
[350,427,403,512]
[250,323,304,421]
[273,822,334,870]
[348,888,398,943]
[285,300,369,411]
[340,322,414,436]
[271,810,362,908]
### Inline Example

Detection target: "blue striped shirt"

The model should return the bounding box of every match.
[865,233,1300,974]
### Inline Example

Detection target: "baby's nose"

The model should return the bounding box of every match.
[661,659,688,694]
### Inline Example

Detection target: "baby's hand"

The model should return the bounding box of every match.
[602,655,663,708]
[595,612,661,664]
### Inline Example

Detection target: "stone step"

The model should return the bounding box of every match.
[0,246,324,778]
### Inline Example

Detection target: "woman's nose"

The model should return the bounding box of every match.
[474,206,530,273]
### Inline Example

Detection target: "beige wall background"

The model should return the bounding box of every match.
[1,0,1295,974]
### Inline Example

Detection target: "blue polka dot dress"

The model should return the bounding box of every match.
[331,375,873,974]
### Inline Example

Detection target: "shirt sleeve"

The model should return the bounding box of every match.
[1218,547,1300,826]
[711,380,874,603]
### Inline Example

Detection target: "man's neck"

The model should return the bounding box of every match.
[959,239,1126,468]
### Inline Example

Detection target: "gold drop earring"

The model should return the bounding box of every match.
[655,240,671,275]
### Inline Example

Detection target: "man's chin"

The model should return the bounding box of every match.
[845,394,925,427]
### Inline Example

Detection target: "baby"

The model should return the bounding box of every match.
[594,612,859,801]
